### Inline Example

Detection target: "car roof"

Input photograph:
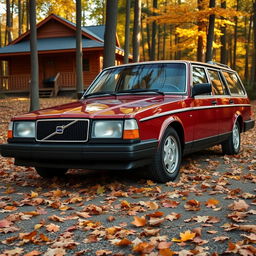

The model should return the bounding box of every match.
[104,60,234,73]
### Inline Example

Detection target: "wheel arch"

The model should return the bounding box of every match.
[234,112,243,132]
[158,116,185,151]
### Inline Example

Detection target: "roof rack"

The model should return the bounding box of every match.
[206,61,231,69]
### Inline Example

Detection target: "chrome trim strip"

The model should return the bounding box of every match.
[139,104,251,122]
[185,131,231,144]
[36,119,89,143]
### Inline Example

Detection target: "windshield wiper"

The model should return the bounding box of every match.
[117,89,165,95]
[82,91,116,99]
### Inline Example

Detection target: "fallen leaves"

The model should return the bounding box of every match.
[0,98,256,255]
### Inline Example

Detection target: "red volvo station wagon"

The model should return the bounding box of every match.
[0,61,254,182]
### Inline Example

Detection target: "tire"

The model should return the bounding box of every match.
[35,167,68,178]
[149,127,182,183]
[222,121,241,155]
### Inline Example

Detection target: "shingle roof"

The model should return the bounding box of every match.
[0,37,104,54]
[83,25,105,41]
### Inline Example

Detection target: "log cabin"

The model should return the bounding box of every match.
[0,14,125,97]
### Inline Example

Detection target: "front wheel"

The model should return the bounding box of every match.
[222,121,241,155]
[149,127,182,183]
[35,167,68,178]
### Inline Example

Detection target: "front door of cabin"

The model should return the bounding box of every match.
[43,58,56,88]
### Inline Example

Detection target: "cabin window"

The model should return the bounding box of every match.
[207,69,226,95]
[83,59,90,71]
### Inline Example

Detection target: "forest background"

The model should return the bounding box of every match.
[0,0,256,98]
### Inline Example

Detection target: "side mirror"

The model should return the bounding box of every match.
[192,83,212,97]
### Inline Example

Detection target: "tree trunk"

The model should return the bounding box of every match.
[132,0,141,62]
[205,0,216,62]
[76,0,84,98]
[146,0,151,59]
[252,1,256,90]
[26,0,30,31]
[197,0,204,62]
[103,0,118,68]
[18,0,22,36]
[29,0,40,111]
[150,0,158,60]
[141,15,146,61]
[124,0,131,64]
[6,0,13,44]
[163,23,166,59]
[157,24,161,60]
[233,0,239,69]
[244,16,252,82]
[220,0,227,64]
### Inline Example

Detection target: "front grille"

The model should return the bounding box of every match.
[36,119,89,142]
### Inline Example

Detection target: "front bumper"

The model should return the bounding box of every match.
[243,119,255,132]
[0,140,158,170]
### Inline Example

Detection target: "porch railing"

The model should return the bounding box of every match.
[0,72,77,92]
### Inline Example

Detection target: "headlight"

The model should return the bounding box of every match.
[13,121,36,138]
[92,120,123,138]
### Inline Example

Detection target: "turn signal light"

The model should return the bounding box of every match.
[123,129,139,139]
[7,122,13,139]
[7,130,13,139]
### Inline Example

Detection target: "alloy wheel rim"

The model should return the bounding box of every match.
[163,135,179,174]
[233,124,240,150]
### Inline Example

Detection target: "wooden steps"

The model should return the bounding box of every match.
[39,88,54,98]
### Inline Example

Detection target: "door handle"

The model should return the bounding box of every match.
[229,100,234,104]
[211,100,217,105]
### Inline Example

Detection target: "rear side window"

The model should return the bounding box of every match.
[207,69,226,95]
[192,67,208,85]
[222,72,245,95]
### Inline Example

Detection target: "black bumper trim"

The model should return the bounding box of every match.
[243,119,255,132]
[0,140,158,170]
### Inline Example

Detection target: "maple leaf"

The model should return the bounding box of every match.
[48,215,65,222]
[44,248,66,256]
[165,212,181,221]
[133,242,155,253]
[95,250,112,256]
[193,216,209,223]
[149,217,165,226]
[228,200,250,211]
[143,227,160,236]
[184,200,201,211]
[162,200,180,208]
[213,236,229,242]
[46,223,60,232]
[241,233,256,242]
[158,241,173,249]
[0,219,12,228]
[159,248,175,256]
[131,216,147,227]
[20,230,37,241]
[115,238,132,246]
[205,198,219,208]
[3,247,24,256]
[172,230,196,242]
[24,250,42,256]
[147,211,164,218]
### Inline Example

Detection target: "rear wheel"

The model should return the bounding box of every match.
[222,121,241,155]
[149,127,182,182]
[35,167,68,178]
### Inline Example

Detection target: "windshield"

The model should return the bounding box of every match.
[85,63,187,95]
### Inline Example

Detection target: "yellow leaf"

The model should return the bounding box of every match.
[180,230,196,242]
[97,185,105,194]
[31,191,38,198]
[34,224,43,230]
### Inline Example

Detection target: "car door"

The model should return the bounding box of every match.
[206,68,230,139]
[191,66,218,146]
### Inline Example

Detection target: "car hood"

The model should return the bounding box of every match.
[13,95,184,120]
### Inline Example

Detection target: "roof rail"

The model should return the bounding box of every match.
[206,61,231,69]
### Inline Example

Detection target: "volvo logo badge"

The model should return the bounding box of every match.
[56,126,64,134]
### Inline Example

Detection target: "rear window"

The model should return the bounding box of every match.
[222,72,245,95]
[192,67,208,85]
